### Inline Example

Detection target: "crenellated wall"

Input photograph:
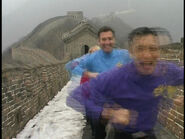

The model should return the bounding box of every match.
[158,86,184,139]
[157,42,184,139]
[2,61,70,139]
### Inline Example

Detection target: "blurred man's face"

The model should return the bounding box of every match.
[98,31,115,53]
[130,34,160,75]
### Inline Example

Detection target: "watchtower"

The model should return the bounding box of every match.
[67,11,83,20]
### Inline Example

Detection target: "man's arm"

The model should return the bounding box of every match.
[70,55,89,76]
[84,72,111,120]
[83,71,99,78]
[165,62,184,85]
[72,54,99,78]
[156,62,184,97]
[101,104,131,126]
[85,68,137,126]
[70,65,138,126]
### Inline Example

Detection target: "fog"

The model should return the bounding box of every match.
[2,0,184,52]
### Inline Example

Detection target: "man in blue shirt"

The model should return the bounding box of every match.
[69,27,184,139]
[70,26,132,138]
[72,26,132,78]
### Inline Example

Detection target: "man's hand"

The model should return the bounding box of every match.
[101,104,138,126]
[84,71,99,78]
[101,103,122,120]
[102,107,114,120]
[110,108,130,126]
[102,108,130,126]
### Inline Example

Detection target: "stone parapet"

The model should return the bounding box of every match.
[158,86,184,139]
[2,62,70,139]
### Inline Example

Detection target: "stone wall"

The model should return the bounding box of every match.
[2,61,69,139]
[158,86,184,139]
[11,47,60,66]
[157,42,184,139]
[160,46,184,66]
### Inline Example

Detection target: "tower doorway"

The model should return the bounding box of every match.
[81,45,89,55]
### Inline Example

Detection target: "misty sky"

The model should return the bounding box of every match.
[2,0,184,52]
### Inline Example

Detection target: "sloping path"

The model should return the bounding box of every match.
[13,76,86,139]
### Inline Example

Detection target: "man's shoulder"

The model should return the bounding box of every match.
[158,61,182,70]
[155,61,183,77]
[89,50,101,57]
[114,49,129,54]
[114,49,130,58]
[83,51,99,61]
[101,63,132,78]
[113,49,132,63]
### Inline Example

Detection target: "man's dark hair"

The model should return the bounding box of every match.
[128,27,157,45]
[98,26,115,37]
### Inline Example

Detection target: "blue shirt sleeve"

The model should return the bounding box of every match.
[71,54,91,76]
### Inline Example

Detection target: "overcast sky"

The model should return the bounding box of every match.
[2,0,184,52]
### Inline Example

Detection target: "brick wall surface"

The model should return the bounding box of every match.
[2,62,69,139]
[158,44,184,139]
[158,86,184,139]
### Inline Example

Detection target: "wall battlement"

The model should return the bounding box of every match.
[2,62,69,139]
[157,42,184,139]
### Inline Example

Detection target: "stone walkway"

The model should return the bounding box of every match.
[13,76,86,139]
[14,76,178,139]
[82,121,178,139]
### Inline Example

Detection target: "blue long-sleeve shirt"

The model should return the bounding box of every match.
[72,49,132,76]
[70,61,184,132]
